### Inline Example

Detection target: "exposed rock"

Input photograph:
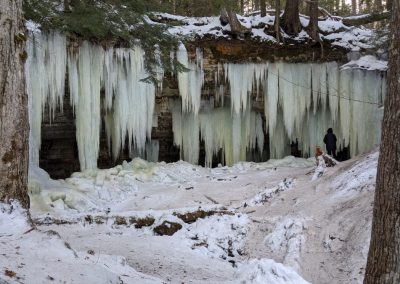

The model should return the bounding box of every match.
[176,209,235,224]
[129,216,155,228]
[114,216,127,226]
[153,221,183,236]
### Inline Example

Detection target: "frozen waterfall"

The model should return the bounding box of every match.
[26,35,386,170]
[27,32,156,171]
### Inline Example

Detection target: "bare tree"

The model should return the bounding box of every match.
[386,0,393,10]
[352,0,357,14]
[260,0,267,16]
[282,0,301,35]
[0,0,30,208]
[274,0,283,42]
[306,0,319,40]
[364,0,400,283]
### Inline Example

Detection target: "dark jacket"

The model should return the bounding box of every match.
[323,133,337,151]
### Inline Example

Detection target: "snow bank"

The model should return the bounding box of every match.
[331,151,378,197]
[235,258,310,284]
[264,217,306,272]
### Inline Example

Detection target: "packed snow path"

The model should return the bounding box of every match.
[1,152,377,283]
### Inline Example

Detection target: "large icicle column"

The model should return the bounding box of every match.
[176,44,204,115]
[170,100,265,166]
[26,32,157,171]
[26,31,67,167]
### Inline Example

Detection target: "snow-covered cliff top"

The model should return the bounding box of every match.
[149,12,377,51]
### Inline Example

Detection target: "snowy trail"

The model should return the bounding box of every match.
[1,152,378,283]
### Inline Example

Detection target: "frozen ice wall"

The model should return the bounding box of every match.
[26,35,386,170]
[171,61,385,164]
[27,33,157,171]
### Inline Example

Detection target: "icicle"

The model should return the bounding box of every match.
[224,63,268,114]
[26,31,67,167]
[176,43,204,115]
[74,42,104,171]
[327,62,339,124]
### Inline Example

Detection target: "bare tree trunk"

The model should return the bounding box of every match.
[255,0,260,10]
[374,0,382,11]
[335,0,341,11]
[274,0,282,42]
[364,1,400,283]
[240,0,244,14]
[282,0,301,35]
[306,0,319,40]
[260,0,267,16]
[0,0,30,208]
[306,0,323,57]
[386,0,392,10]
[352,0,357,14]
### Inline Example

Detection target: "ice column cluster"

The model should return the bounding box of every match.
[171,61,385,164]
[26,31,67,166]
[225,62,385,158]
[171,100,264,166]
[176,44,204,115]
[26,32,157,170]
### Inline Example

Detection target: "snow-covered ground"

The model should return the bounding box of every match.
[0,151,378,283]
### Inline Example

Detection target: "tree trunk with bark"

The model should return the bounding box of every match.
[274,0,282,42]
[306,0,323,57]
[352,0,357,14]
[220,8,251,36]
[386,0,393,10]
[282,0,301,35]
[260,0,267,17]
[0,0,30,208]
[373,0,382,11]
[306,0,319,40]
[364,0,400,283]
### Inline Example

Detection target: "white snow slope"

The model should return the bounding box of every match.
[0,150,378,283]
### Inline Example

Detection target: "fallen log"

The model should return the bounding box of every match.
[342,11,391,26]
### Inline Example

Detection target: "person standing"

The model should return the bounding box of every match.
[323,128,337,157]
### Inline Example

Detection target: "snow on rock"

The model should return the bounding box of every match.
[322,26,374,51]
[235,258,310,284]
[179,213,250,260]
[151,12,377,51]
[341,55,388,71]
